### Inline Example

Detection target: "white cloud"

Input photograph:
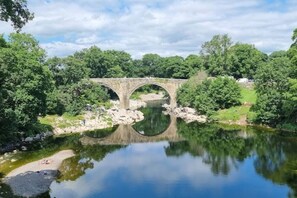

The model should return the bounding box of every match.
[0,0,297,58]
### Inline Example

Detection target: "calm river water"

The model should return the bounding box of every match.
[1,105,297,198]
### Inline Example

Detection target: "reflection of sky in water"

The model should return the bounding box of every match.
[50,142,289,198]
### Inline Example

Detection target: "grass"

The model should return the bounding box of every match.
[240,86,257,104]
[212,106,250,121]
[39,113,84,129]
[213,86,257,123]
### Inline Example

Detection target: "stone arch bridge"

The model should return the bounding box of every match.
[90,78,188,109]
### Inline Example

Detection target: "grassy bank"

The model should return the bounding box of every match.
[212,86,297,132]
[39,113,84,129]
[211,86,256,124]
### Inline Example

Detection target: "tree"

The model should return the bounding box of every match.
[208,77,241,109]
[288,28,297,78]
[45,57,65,87]
[75,46,105,78]
[177,76,241,115]
[104,50,134,77]
[229,43,267,79]
[0,33,52,134]
[292,28,297,47]
[58,80,109,115]
[160,56,184,78]
[183,54,203,77]
[282,78,297,123]
[200,34,232,76]
[0,0,34,31]
[106,65,125,78]
[46,56,90,86]
[142,53,162,77]
[253,60,289,125]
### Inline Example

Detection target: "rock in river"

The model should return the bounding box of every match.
[3,170,58,197]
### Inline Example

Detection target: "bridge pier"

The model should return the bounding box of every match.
[119,93,129,109]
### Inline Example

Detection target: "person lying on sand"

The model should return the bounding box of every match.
[40,159,52,165]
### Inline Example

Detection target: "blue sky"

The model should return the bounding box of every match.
[1,0,297,58]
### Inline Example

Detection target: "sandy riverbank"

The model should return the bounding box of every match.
[6,150,75,177]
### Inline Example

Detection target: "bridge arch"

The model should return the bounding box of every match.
[128,83,171,104]
[95,82,121,100]
[90,78,188,109]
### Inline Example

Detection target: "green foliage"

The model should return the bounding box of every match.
[133,107,170,136]
[160,56,184,78]
[253,59,290,125]
[212,106,251,122]
[177,71,207,107]
[0,33,52,135]
[105,65,125,78]
[229,43,267,79]
[75,46,134,78]
[177,76,241,115]
[240,87,257,104]
[39,113,84,129]
[0,0,34,31]
[47,80,109,115]
[208,77,241,109]
[200,34,232,76]
[292,28,297,46]
[141,53,162,77]
[46,56,90,87]
[211,86,257,123]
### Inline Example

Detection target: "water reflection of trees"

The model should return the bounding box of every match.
[133,107,170,136]
[253,133,297,198]
[58,143,124,182]
[166,122,253,175]
[166,121,297,196]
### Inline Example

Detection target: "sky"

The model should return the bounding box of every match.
[1,0,297,58]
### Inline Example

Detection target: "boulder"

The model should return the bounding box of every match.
[24,137,33,142]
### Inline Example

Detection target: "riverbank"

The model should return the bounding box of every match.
[41,99,146,136]
[2,150,75,197]
[5,150,75,177]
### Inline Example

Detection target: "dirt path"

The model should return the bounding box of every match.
[6,150,75,177]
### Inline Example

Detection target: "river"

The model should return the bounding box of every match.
[1,104,297,197]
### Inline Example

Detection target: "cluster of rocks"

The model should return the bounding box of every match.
[23,131,54,143]
[0,131,54,154]
[110,99,146,110]
[53,114,111,135]
[107,108,144,125]
[53,101,145,135]
[162,104,207,123]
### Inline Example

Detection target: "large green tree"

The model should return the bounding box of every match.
[253,59,289,125]
[229,43,267,79]
[0,0,34,31]
[141,53,163,77]
[200,34,232,76]
[0,33,52,134]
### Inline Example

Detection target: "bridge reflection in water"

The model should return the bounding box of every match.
[80,115,184,145]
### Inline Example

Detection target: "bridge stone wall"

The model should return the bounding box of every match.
[90,78,187,109]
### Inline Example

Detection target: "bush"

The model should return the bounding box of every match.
[177,76,241,115]
[46,79,109,115]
